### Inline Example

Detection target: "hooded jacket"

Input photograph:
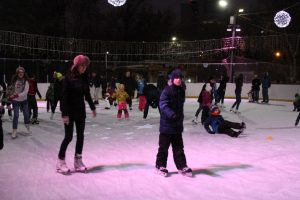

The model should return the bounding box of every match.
[159,82,185,134]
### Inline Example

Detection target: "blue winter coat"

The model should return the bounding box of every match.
[159,84,185,134]
[204,115,224,133]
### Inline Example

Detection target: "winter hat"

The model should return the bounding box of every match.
[56,72,63,79]
[210,105,220,116]
[16,66,25,73]
[72,55,90,71]
[170,69,183,80]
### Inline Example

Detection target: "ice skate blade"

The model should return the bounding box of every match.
[56,169,71,175]
[178,171,193,177]
[75,168,88,173]
[155,170,168,177]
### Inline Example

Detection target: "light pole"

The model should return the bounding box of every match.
[105,51,109,81]
[228,9,243,82]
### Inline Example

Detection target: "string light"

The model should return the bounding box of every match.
[274,11,291,28]
[108,0,126,7]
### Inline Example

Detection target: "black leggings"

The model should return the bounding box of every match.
[58,118,85,159]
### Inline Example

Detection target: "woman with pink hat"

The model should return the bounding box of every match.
[56,55,96,174]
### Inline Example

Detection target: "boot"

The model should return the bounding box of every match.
[25,124,32,136]
[12,129,17,139]
[50,113,54,120]
[156,166,168,177]
[74,154,87,173]
[56,158,71,174]
[192,117,198,124]
[178,166,193,177]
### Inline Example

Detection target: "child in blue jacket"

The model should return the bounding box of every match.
[204,105,246,137]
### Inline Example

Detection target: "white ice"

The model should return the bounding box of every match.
[1,99,300,200]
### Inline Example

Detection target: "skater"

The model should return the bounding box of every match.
[9,66,31,139]
[136,74,146,111]
[156,72,167,95]
[0,105,4,150]
[293,93,300,112]
[230,73,244,114]
[251,74,261,103]
[200,83,213,124]
[45,83,54,112]
[89,71,101,105]
[104,85,116,109]
[112,84,130,119]
[143,83,160,119]
[50,72,63,120]
[100,75,107,99]
[215,74,229,107]
[0,75,13,120]
[261,72,271,103]
[27,74,42,124]
[295,112,300,126]
[155,69,192,177]
[120,71,136,110]
[57,55,96,174]
[192,84,205,124]
[204,105,246,137]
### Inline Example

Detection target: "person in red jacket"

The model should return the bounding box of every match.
[27,74,42,124]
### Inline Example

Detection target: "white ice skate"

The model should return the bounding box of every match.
[178,167,193,177]
[25,124,32,136]
[11,129,17,139]
[74,155,87,173]
[56,158,71,174]
[156,167,168,177]
[192,117,198,124]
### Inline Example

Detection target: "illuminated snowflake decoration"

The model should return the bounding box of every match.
[108,0,127,7]
[274,11,291,28]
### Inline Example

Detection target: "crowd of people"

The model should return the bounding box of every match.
[0,55,299,178]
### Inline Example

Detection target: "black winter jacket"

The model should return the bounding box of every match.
[61,73,95,120]
[159,84,185,134]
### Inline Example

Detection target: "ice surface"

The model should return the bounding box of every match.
[1,99,300,200]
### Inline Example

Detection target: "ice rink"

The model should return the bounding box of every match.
[1,99,300,200]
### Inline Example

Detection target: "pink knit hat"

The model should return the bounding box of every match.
[71,55,90,71]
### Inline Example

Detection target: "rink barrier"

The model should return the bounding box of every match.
[37,83,299,102]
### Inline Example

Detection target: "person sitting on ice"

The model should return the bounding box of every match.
[204,105,246,138]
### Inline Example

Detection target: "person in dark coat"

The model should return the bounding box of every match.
[251,74,261,103]
[216,74,229,106]
[230,73,244,113]
[143,83,160,119]
[192,84,206,124]
[155,69,192,177]
[100,75,107,99]
[51,72,63,120]
[156,72,167,95]
[27,74,42,124]
[261,72,271,103]
[89,71,101,105]
[56,55,96,174]
[204,105,246,137]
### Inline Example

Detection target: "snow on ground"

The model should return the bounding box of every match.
[1,99,300,200]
